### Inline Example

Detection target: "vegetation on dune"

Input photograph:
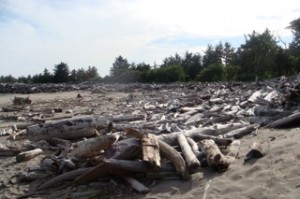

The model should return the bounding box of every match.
[1,17,300,84]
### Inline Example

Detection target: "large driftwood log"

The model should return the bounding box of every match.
[71,135,118,159]
[200,139,230,171]
[266,112,300,128]
[27,116,98,141]
[125,128,189,180]
[16,148,43,162]
[142,133,160,170]
[223,124,258,139]
[177,134,200,170]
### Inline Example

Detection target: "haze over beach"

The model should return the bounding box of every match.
[0,0,300,77]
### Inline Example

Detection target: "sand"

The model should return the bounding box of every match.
[0,91,300,199]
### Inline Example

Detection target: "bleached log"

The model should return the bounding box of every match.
[16,148,43,162]
[142,133,160,170]
[244,141,264,161]
[186,137,200,155]
[200,139,230,171]
[71,135,118,159]
[125,128,189,180]
[27,116,98,141]
[226,140,241,162]
[222,124,258,139]
[177,134,200,170]
[122,176,150,194]
[266,112,300,128]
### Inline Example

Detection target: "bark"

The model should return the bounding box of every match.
[16,148,43,162]
[177,134,200,170]
[200,139,230,171]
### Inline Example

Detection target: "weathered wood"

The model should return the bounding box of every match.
[12,96,32,105]
[200,139,230,171]
[0,143,21,156]
[177,134,200,170]
[16,148,43,162]
[122,176,150,194]
[27,116,97,141]
[186,137,200,155]
[142,133,160,170]
[266,112,300,128]
[244,141,264,161]
[103,159,155,173]
[226,140,241,162]
[71,135,117,159]
[125,128,189,180]
[223,124,258,139]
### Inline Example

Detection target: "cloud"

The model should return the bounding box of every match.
[0,0,299,77]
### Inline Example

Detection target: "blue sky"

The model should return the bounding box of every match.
[0,0,299,77]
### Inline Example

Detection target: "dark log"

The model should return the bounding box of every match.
[177,134,200,170]
[266,112,300,128]
[200,139,230,171]
[122,176,150,194]
[16,148,43,162]
[142,133,160,170]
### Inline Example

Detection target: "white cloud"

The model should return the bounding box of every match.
[0,0,299,77]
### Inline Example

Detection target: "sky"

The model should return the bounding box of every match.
[0,0,300,78]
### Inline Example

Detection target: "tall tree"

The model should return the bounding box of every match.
[288,17,300,56]
[53,62,70,83]
[181,51,202,80]
[110,56,130,79]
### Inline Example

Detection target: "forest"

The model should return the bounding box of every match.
[1,17,300,84]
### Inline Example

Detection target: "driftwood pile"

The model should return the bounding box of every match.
[1,76,300,197]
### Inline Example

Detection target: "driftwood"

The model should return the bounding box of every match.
[27,116,98,141]
[223,124,258,139]
[200,139,230,171]
[122,176,150,194]
[125,128,190,180]
[244,141,264,161]
[186,137,200,155]
[141,133,160,170]
[177,134,200,170]
[71,135,118,159]
[16,148,43,162]
[226,140,241,162]
[266,112,300,128]
[0,143,22,156]
[12,96,32,105]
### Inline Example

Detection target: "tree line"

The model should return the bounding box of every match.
[1,17,300,84]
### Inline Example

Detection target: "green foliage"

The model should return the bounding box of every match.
[110,56,130,79]
[196,63,225,82]
[53,62,70,83]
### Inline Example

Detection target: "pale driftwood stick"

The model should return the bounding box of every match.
[27,116,98,141]
[266,112,300,128]
[177,134,200,170]
[186,137,200,155]
[122,176,150,194]
[159,129,232,146]
[125,128,189,180]
[16,148,43,162]
[244,141,264,161]
[71,135,117,159]
[142,133,160,170]
[222,124,258,139]
[200,139,230,171]
[37,168,92,191]
[226,140,241,163]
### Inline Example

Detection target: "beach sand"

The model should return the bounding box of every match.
[0,91,299,199]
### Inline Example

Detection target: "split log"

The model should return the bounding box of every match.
[244,141,264,161]
[27,116,98,141]
[16,148,43,162]
[226,140,241,162]
[71,135,118,159]
[266,112,300,128]
[141,133,160,170]
[200,139,230,171]
[122,176,150,194]
[222,124,258,139]
[177,134,200,170]
[125,128,189,180]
